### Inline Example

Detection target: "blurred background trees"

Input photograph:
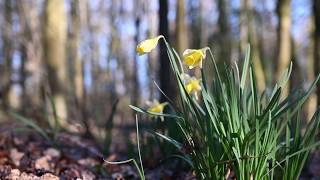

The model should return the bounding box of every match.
[0,0,319,152]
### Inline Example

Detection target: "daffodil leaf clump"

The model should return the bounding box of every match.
[132,35,320,180]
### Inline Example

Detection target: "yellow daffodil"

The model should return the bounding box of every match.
[185,79,201,94]
[136,35,164,56]
[181,73,202,99]
[146,99,168,114]
[182,47,209,69]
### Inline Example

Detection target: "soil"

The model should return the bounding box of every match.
[0,123,194,180]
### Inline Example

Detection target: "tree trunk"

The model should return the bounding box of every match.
[314,0,320,106]
[16,1,43,110]
[290,36,301,90]
[276,0,291,95]
[70,0,83,108]
[147,7,158,99]
[176,0,188,55]
[239,0,248,57]
[0,0,13,110]
[242,0,266,92]
[132,0,141,106]
[159,0,176,102]
[19,34,27,112]
[217,0,232,63]
[143,1,159,99]
[69,0,93,137]
[43,0,68,128]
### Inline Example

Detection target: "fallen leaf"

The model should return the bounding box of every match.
[10,148,24,167]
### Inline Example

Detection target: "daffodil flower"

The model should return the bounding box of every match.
[146,99,168,114]
[182,47,209,69]
[181,73,202,99]
[136,35,164,56]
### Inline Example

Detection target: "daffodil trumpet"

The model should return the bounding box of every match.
[136,35,165,56]
[182,47,209,69]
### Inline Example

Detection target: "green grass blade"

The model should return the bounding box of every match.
[10,112,51,142]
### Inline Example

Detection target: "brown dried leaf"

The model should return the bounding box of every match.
[10,148,24,167]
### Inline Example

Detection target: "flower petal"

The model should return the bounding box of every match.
[184,77,201,95]
[146,100,168,114]
[136,35,163,56]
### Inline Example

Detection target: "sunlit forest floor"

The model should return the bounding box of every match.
[0,121,196,180]
[0,121,319,179]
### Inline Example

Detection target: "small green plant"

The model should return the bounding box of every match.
[10,94,62,146]
[103,99,119,155]
[10,112,52,142]
[104,115,145,180]
[132,36,320,179]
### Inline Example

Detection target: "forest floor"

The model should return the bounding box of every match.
[0,122,194,180]
[0,122,320,179]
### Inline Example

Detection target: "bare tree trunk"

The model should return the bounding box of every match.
[70,0,83,109]
[199,1,207,47]
[189,1,204,77]
[69,0,93,137]
[239,0,248,57]
[147,6,158,99]
[0,0,13,110]
[17,1,43,111]
[19,33,27,112]
[106,0,118,102]
[290,36,301,90]
[304,16,316,121]
[143,1,159,99]
[242,0,266,92]
[132,0,141,106]
[176,0,188,54]
[159,0,176,102]
[276,0,291,95]
[16,2,27,112]
[314,0,320,106]
[217,0,232,63]
[43,0,68,128]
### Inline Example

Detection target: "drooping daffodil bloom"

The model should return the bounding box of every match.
[146,99,168,114]
[182,47,209,69]
[136,35,164,56]
[181,73,202,99]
